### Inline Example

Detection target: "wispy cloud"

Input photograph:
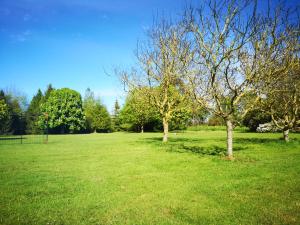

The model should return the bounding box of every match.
[10,30,32,42]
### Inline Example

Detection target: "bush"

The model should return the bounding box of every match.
[243,109,271,132]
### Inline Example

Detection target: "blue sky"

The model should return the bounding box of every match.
[0,0,298,112]
[0,0,187,112]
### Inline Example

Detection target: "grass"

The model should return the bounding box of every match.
[0,130,299,225]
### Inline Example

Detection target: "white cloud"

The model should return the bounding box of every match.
[10,30,32,42]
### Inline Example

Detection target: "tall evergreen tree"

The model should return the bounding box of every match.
[26,89,43,134]
[112,99,121,131]
[43,84,54,102]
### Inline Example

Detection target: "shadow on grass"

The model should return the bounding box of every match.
[144,137,203,144]
[234,137,297,144]
[178,144,247,155]
[170,145,227,156]
[142,137,247,156]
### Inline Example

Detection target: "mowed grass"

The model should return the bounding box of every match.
[0,130,299,225]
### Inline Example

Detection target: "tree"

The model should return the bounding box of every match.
[263,61,300,141]
[0,99,8,128]
[189,100,209,126]
[0,89,25,135]
[112,99,121,131]
[183,0,296,158]
[0,98,8,120]
[89,104,111,132]
[39,88,85,134]
[43,84,54,101]
[26,89,43,134]
[83,88,111,133]
[242,109,271,132]
[119,87,158,133]
[122,19,193,142]
[0,90,11,134]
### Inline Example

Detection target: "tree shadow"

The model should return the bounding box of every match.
[235,137,285,144]
[142,137,247,156]
[174,144,247,155]
[172,144,227,155]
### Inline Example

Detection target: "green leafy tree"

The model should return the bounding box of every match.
[39,88,85,134]
[83,88,111,133]
[0,90,25,134]
[0,99,8,120]
[26,89,43,134]
[89,104,111,132]
[0,99,8,132]
[119,88,158,132]
[242,109,271,132]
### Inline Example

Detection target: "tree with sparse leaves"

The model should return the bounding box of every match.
[121,20,193,142]
[183,0,298,158]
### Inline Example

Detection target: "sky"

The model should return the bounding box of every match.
[0,0,299,112]
[0,0,187,112]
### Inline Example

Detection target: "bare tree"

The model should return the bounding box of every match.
[253,2,300,142]
[122,20,194,142]
[267,64,300,141]
[182,0,264,159]
[183,0,299,157]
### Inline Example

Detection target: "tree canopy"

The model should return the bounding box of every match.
[39,88,86,134]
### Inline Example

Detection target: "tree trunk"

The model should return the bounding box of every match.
[226,120,234,159]
[163,118,169,142]
[283,129,289,142]
[141,125,144,133]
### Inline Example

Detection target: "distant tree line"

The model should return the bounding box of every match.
[0,83,202,135]
[0,85,112,134]
[0,81,296,136]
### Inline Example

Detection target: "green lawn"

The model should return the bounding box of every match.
[0,131,299,225]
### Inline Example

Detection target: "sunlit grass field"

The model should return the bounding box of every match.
[0,130,299,225]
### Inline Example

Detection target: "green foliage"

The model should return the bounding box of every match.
[207,114,225,126]
[25,89,43,134]
[119,88,159,132]
[83,88,111,133]
[243,109,271,132]
[0,99,8,121]
[169,107,191,130]
[189,104,209,126]
[39,88,85,134]
[0,90,25,134]
[43,84,54,101]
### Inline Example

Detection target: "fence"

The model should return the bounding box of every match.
[0,134,48,145]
